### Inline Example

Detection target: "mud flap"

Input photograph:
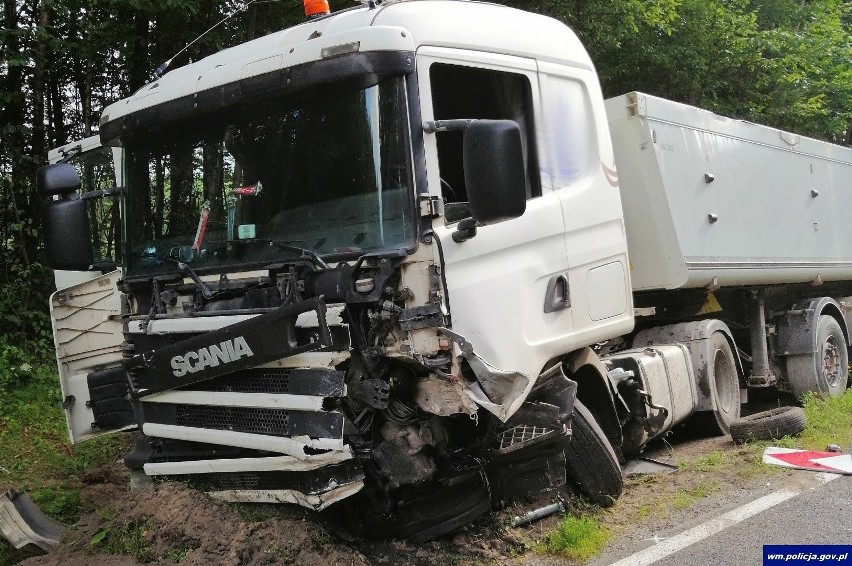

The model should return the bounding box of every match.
[0,491,65,554]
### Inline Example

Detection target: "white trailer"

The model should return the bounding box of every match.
[607,92,852,291]
[607,91,852,403]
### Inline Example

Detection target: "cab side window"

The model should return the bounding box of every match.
[429,63,540,222]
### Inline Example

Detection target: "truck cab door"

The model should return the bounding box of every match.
[47,137,131,442]
[418,48,576,387]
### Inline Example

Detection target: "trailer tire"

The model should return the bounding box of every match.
[703,331,741,435]
[729,406,806,444]
[786,315,849,399]
[563,399,622,507]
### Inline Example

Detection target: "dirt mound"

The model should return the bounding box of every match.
[17,458,526,566]
[20,461,360,566]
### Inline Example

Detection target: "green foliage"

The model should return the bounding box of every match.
[540,515,611,560]
[0,366,128,517]
[687,450,727,473]
[30,486,83,526]
[0,263,55,397]
[264,542,296,564]
[799,389,852,450]
[542,0,852,144]
[310,524,333,548]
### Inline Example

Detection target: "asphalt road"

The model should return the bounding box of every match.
[591,471,852,566]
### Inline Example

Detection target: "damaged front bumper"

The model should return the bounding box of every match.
[124,299,364,511]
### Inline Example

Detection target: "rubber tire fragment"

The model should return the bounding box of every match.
[729,406,806,444]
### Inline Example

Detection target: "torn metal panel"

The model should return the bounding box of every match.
[127,315,256,334]
[208,481,364,511]
[295,304,345,326]
[179,459,365,511]
[0,491,65,554]
[143,449,353,476]
[439,328,532,421]
[141,423,343,457]
[259,350,351,369]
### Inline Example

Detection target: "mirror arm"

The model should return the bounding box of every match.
[423,119,476,133]
[79,186,125,201]
[452,218,478,243]
[91,261,119,274]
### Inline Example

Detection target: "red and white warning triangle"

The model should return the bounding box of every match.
[763,446,852,475]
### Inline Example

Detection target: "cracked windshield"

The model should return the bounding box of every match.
[123,77,414,275]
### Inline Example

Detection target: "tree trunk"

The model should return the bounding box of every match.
[154,156,165,238]
[203,144,224,223]
[3,0,31,266]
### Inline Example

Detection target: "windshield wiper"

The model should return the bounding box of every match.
[171,259,215,299]
[141,250,216,299]
[237,239,330,270]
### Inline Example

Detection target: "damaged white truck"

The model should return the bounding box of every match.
[36,0,852,541]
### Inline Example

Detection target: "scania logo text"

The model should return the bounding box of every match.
[170,336,255,377]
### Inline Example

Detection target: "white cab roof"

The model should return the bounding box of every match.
[101,0,591,126]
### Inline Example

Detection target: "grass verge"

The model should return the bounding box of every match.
[539,515,611,561]
[798,390,852,450]
[0,361,128,565]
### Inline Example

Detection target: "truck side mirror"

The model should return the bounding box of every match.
[36,163,81,196]
[36,164,96,271]
[463,120,527,226]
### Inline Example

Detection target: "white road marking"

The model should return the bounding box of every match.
[817,472,843,483]
[605,474,842,566]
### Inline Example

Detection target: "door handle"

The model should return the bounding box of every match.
[544,274,570,313]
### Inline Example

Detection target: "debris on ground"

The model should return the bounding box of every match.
[511,499,565,527]
[762,446,852,475]
[622,458,679,477]
[729,407,807,444]
[0,491,65,555]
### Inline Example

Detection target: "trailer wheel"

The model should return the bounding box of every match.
[729,406,806,444]
[786,315,849,398]
[693,331,741,435]
[563,399,622,507]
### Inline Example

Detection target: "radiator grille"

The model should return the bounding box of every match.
[175,406,290,436]
[179,367,345,397]
[189,370,291,394]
